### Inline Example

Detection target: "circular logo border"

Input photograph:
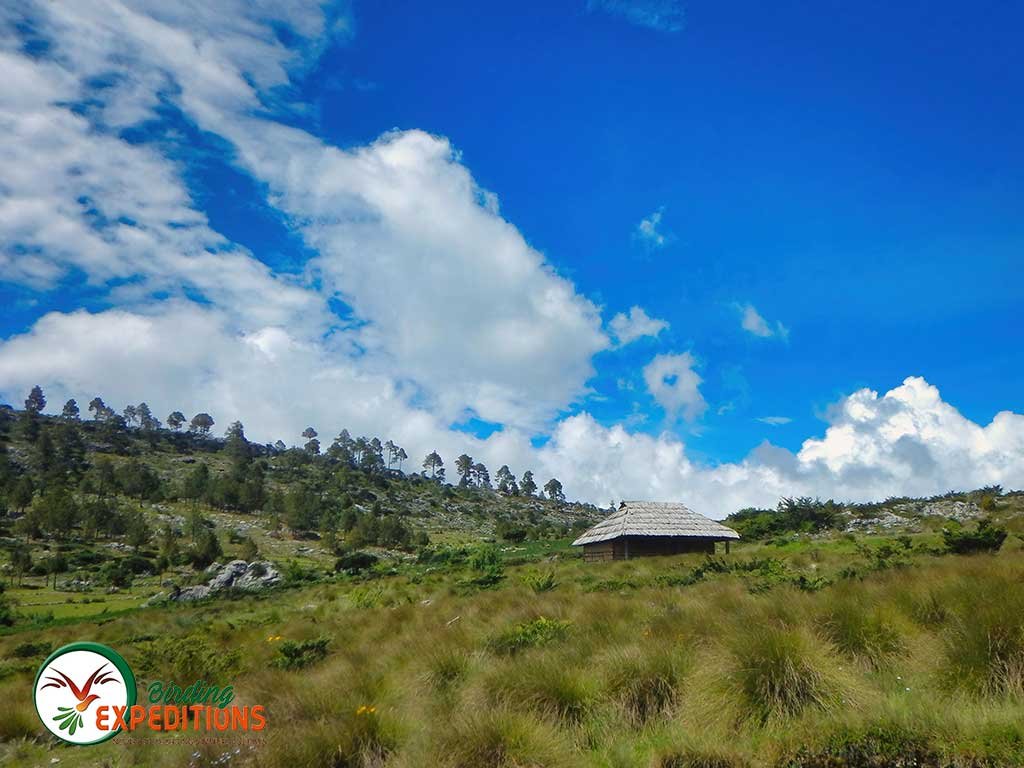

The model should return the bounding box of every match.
[33,641,138,746]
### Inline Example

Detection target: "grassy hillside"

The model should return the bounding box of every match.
[0,404,603,625]
[2,400,1024,767]
[3,534,1024,767]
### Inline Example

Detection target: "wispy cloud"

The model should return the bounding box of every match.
[757,416,792,426]
[737,303,789,340]
[635,207,669,248]
[609,306,669,346]
[587,0,686,33]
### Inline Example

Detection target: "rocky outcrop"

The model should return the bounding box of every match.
[919,500,982,521]
[845,510,913,532]
[844,498,983,533]
[163,560,282,602]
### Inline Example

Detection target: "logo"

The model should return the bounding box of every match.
[33,642,137,745]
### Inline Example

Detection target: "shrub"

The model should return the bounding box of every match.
[273,636,330,670]
[11,640,51,658]
[335,550,379,574]
[468,544,502,571]
[488,617,572,655]
[100,559,133,588]
[124,554,154,574]
[283,559,319,583]
[784,724,940,768]
[417,545,471,566]
[522,569,558,593]
[0,588,14,627]
[136,635,242,681]
[942,519,1007,554]
[349,586,385,608]
[655,746,750,768]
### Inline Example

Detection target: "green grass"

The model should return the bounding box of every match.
[3,536,1024,767]
[0,544,1019,765]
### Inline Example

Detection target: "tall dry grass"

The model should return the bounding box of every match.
[3,548,1024,767]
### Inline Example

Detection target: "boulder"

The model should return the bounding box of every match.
[167,560,281,602]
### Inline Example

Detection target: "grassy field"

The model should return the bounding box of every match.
[3,534,1024,768]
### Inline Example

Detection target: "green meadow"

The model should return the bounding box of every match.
[4,532,1024,768]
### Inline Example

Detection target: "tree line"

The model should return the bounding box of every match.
[1,386,570,541]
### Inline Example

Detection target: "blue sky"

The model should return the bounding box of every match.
[0,1,1021,511]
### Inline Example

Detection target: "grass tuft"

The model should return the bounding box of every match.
[726,624,850,724]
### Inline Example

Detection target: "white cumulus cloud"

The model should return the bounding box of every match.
[1,5,1022,518]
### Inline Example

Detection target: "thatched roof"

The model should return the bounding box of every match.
[572,501,740,546]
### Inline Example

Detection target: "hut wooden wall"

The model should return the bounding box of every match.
[582,536,717,561]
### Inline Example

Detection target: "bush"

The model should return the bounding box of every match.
[100,559,133,589]
[942,519,1007,554]
[273,636,330,670]
[124,554,154,574]
[11,640,51,658]
[349,586,385,608]
[784,724,940,768]
[136,635,242,681]
[655,746,749,768]
[522,569,557,593]
[468,544,502,571]
[0,587,14,627]
[488,617,572,655]
[335,550,379,574]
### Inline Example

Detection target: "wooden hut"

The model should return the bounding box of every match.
[572,500,740,562]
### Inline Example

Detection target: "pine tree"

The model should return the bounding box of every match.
[455,454,474,487]
[520,470,537,497]
[422,451,444,479]
[61,399,80,421]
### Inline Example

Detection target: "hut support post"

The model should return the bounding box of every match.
[725,540,730,554]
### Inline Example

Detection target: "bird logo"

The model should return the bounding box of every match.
[33,642,136,745]
[41,664,120,736]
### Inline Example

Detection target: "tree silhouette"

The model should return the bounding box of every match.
[543,478,565,503]
[189,413,215,435]
[61,399,80,421]
[422,451,444,479]
[520,470,537,497]
[455,454,474,487]
[24,385,46,414]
